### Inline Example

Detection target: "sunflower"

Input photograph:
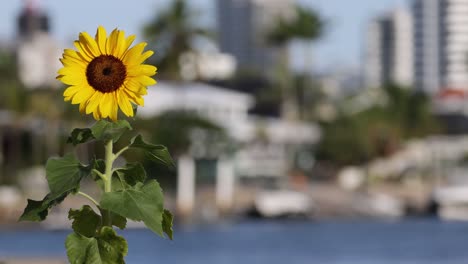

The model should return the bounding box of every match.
[57,26,156,121]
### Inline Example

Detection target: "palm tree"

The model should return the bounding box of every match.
[266,6,322,46]
[265,5,322,120]
[143,0,210,80]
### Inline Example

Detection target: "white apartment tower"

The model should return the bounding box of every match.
[364,8,413,88]
[413,0,468,93]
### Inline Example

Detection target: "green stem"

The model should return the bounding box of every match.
[92,169,107,182]
[103,139,114,226]
[77,191,99,207]
[114,146,129,160]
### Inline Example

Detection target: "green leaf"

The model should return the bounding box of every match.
[100,180,165,236]
[91,120,132,143]
[65,227,128,264]
[19,193,67,222]
[97,227,128,263]
[111,212,127,230]
[19,199,48,221]
[46,154,91,200]
[93,159,106,173]
[95,175,125,192]
[20,154,91,222]
[65,232,101,264]
[91,159,107,190]
[91,159,125,192]
[116,162,147,186]
[98,208,127,230]
[67,128,95,146]
[68,205,101,238]
[162,209,174,240]
[130,135,175,170]
[94,161,146,192]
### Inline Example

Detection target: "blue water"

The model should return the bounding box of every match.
[1,218,468,264]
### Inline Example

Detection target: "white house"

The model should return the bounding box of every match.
[139,81,320,144]
[139,81,320,177]
[138,81,254,142]
[138,81,320,214]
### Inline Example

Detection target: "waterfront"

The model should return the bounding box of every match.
[1,218,468,264]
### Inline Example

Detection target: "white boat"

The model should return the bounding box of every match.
[432,186,468,221]
[247,190,315,219]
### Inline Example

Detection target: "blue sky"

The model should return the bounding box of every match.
[0,0,407,72]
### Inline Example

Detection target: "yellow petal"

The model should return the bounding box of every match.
[139,87,148,95]
[74,50,93,64]
[125,49,154,66]
[79,101,87,113]
[58,72,86,86]
[124,79,147,95]
[106,29,119,56]
[136,75,156,86]
[99,93,113,118]
[123,78,141,93]
[63,85,80,98]
[95,26,108,54]
[79,32,100,57]
[58,66,85,77]
[93,109,101,120]
[117,90,134,117]
[123,89,144,106]
[135,50,154,65]
[60,58,86,69]
[121,35,136,58]
[62,50,87,68]
[85,92,102,115]
[127,64,157,77]
[123,42,146,64]
[109,92,119,121]
[63,49,81,60]
[114,30,126,59]
[71,85,94,105]
[73,41,93,62]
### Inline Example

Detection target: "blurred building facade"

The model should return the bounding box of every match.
[139,81,320,177]
[364,8,413,88]
[216,0,295,73]
[413,0,468,93]
[16,0,61,89]
[179,51,237,81]
[139,81,320,215]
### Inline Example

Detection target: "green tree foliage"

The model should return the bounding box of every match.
[316,116,372,166]
[266,5,323,46]
[293,73,325,120]
[0,49,27,111]
[143,0,210,80]
[264,5,323,120]
[316,84,440,166]
[0,49,70,117]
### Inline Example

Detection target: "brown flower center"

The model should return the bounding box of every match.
[86,55,126,93]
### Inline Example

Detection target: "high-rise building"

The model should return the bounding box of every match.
[413,0,468,93]
[364,8,413,88]
[216,0,295,73]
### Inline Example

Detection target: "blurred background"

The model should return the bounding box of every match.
[2,0,468,263]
